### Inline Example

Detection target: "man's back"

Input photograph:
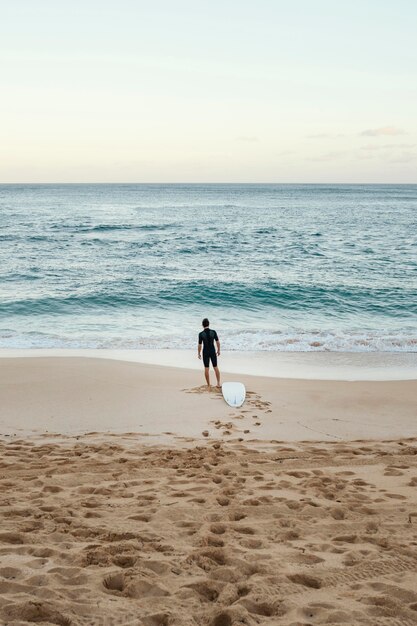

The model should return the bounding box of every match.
[198,328,218,352]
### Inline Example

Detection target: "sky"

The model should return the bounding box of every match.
[1,0,416,183]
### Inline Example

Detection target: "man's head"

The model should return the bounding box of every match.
[202,318,210,328]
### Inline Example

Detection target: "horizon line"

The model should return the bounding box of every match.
[1,181,416,186]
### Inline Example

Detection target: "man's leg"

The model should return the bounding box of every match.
[214,366,221,387]
[204,367,210,388]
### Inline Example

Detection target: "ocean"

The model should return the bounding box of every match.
[0,183,416,352]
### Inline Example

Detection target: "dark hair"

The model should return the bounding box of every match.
[202,318,209,328]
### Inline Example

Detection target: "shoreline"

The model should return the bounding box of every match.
[1,348,417,381]
[0,355,416,442]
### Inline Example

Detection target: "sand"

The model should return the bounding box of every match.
[1,436,417,625]
[1,356,416,441]
[0,355,417,625]
[2,348,417,380]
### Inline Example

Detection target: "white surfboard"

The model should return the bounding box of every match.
[222,382,246,408]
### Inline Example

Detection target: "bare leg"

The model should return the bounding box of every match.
[204,367,210,389]
[214,366,221,387]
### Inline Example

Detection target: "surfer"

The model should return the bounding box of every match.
[198,318,221,389]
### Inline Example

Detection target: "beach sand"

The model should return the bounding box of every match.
[1,355,417,625]
[1,356,417,441]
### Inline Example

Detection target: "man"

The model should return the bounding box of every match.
[198,318,221,389]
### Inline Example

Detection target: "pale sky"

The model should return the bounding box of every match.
[1,0,416,183]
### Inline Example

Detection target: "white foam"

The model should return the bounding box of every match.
[1,327,417,353]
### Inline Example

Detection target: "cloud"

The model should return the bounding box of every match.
[360,126,406,137]
[236,136,259,142]
[307,151,347,162]
[360,144,381,151]
[307,133,330,139]
[357,145,417,163]
[389,151,417,163]
[306,133,346,139]
[361,143,415,151]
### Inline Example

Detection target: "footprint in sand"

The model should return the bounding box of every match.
[142,613,171,626]
[204,535,224,547]
[185,580,221,602]
[288,572,322,589]
[210,523,227,535]
[233,526,256,535]
[239,598,286,617]
[0,566,23,580]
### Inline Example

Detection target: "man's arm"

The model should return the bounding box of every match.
[216,338,221,357]
[198,335,202,359]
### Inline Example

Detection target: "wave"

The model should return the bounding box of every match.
[149,281,415,316]
[1,281,416,318]
[1,328,416,353]
[75,223,176,234]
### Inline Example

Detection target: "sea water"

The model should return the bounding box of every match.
[0,183,416,352]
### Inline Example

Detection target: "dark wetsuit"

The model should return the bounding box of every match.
[198,328,219,368]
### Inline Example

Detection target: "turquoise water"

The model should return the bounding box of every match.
[0,183,416,351]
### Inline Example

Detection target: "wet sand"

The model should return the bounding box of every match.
[0,356,416,441]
